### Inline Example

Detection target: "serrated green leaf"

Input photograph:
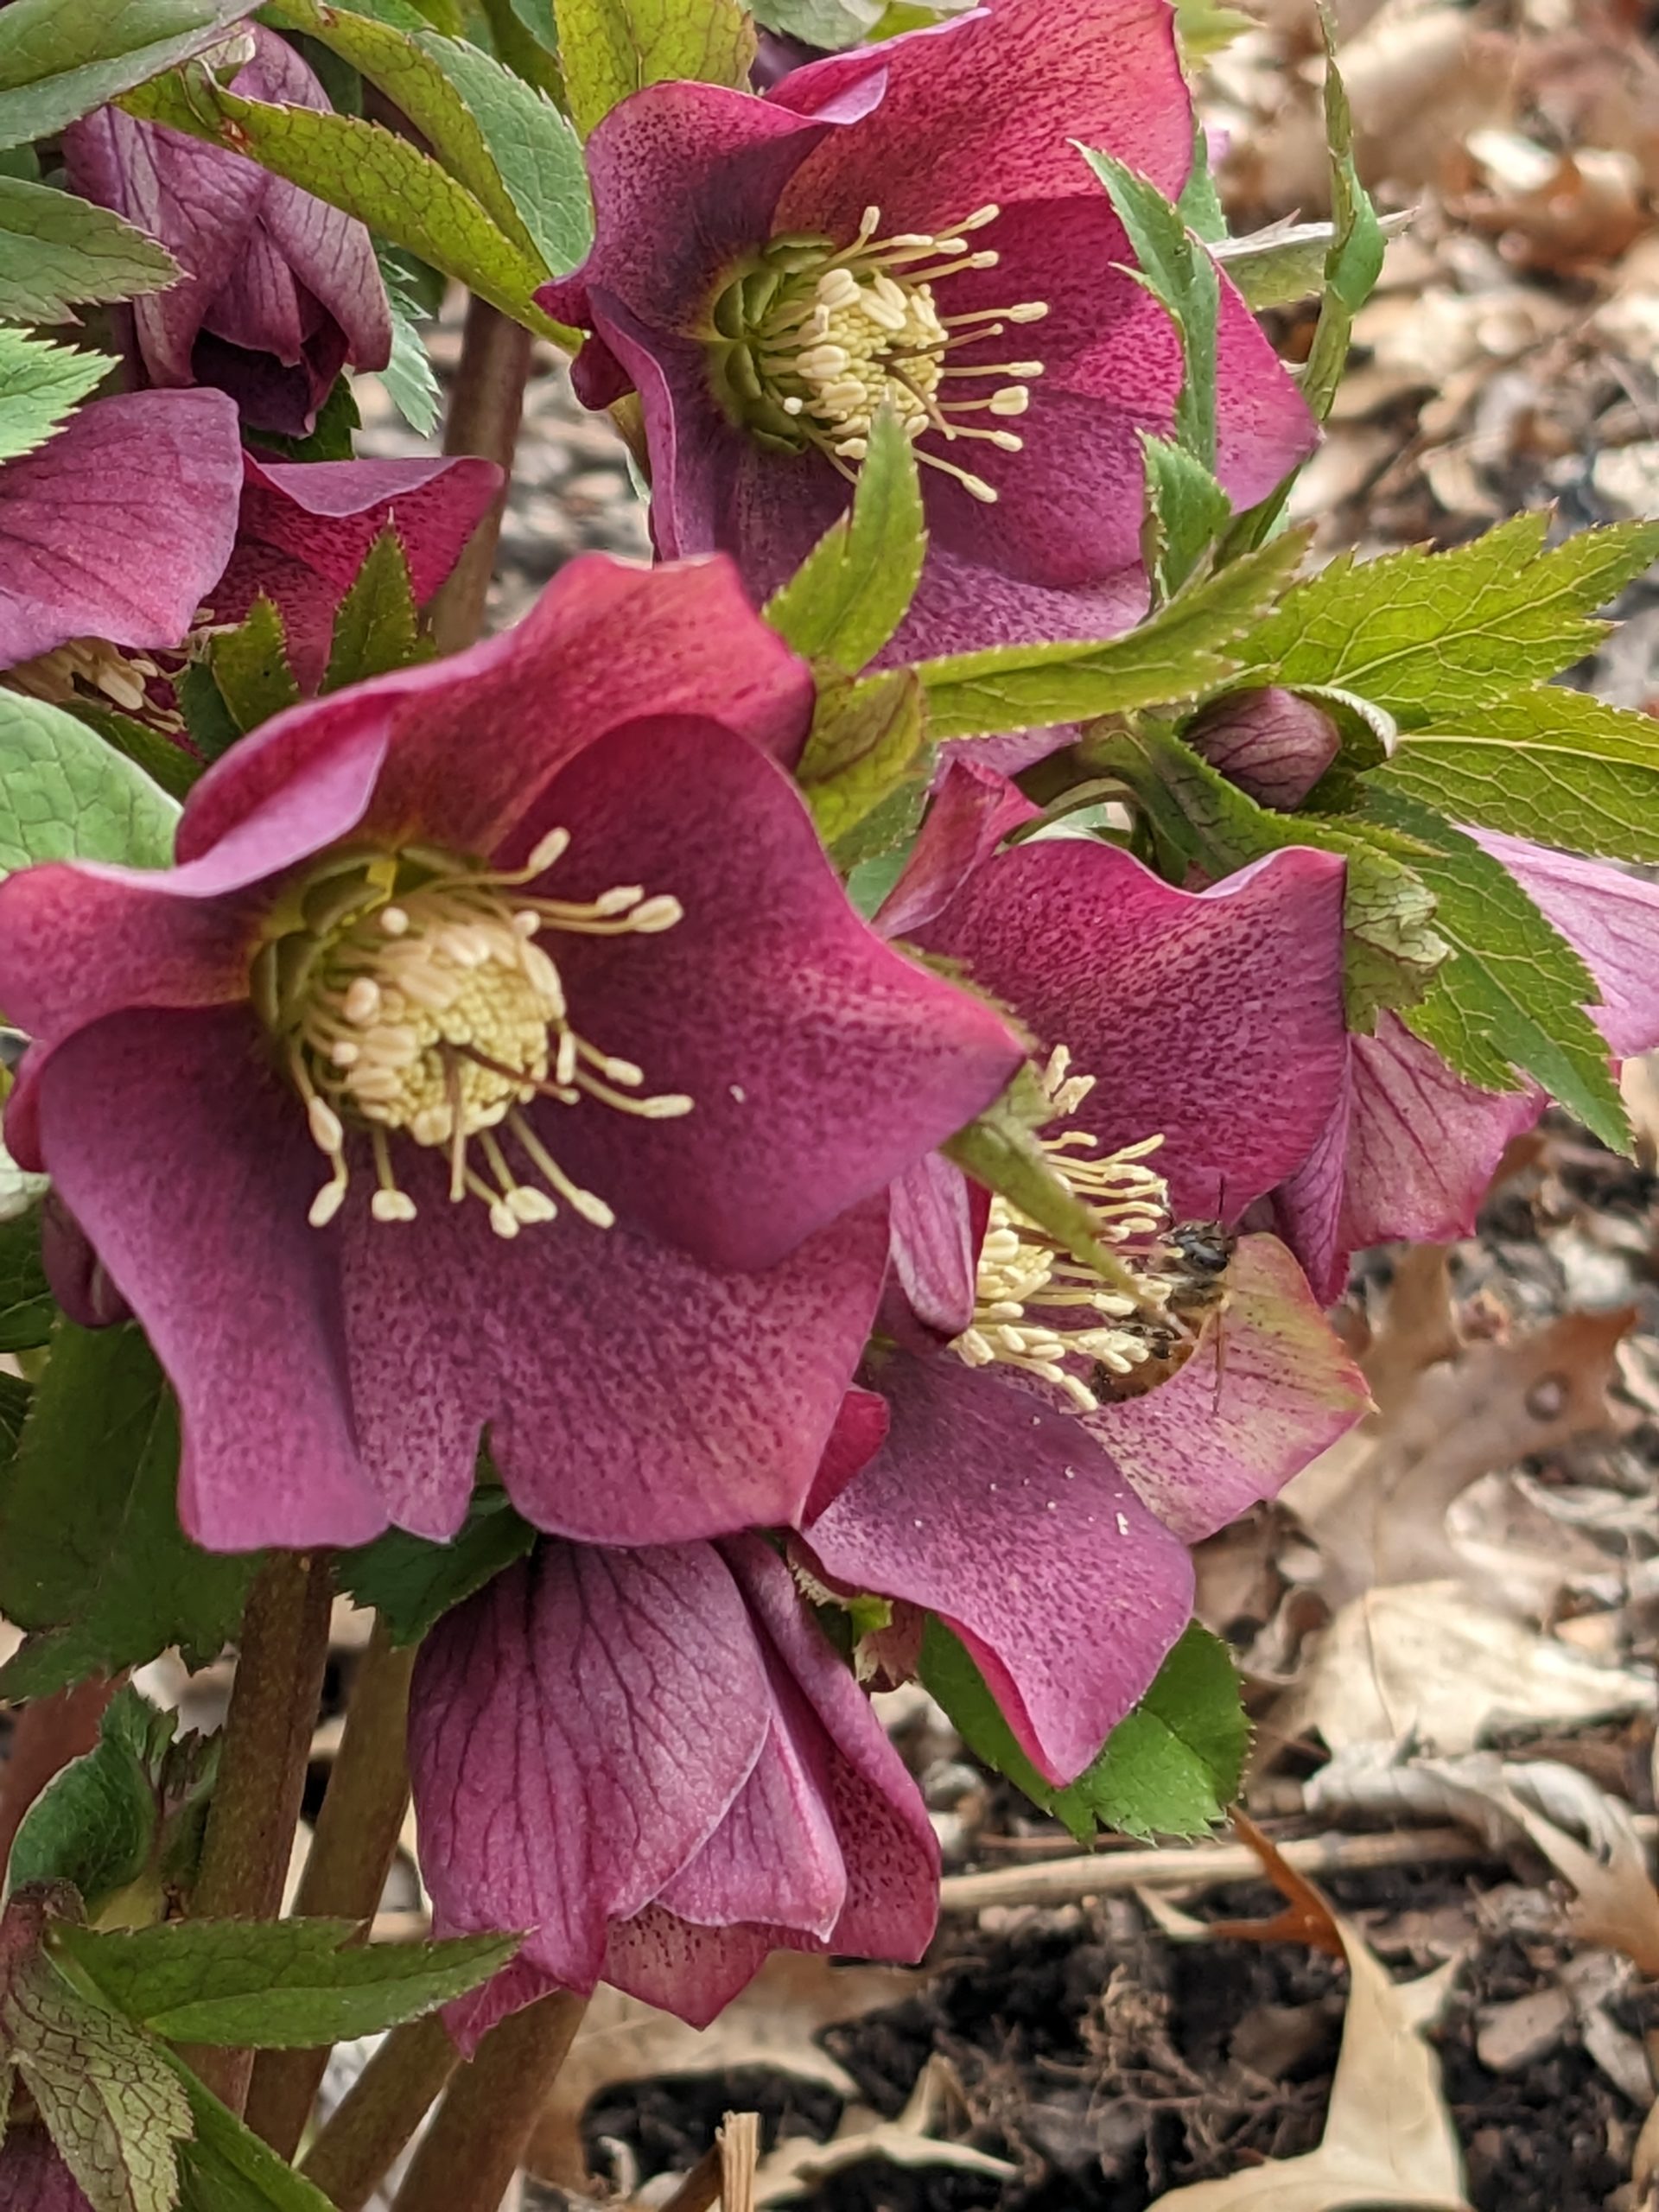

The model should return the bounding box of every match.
[338,1489,536,1646]
[71,708,203,805]
[1214,209,1412,312]
[553,0,755,137]
[57,1919,518,2046]
[118,64,566,340]
[752,0,885,43]
[322,530,434,692]
[0,178,179,323]
[0,1208,54,1354]
[921,1619,1247,1841]
[918,528,1310,742]
[0,331,112,466]
[207,597,301,741]
[1175,118,1227,245]
[1142,433,1231,600]
[0,0,258,150]
[1,1936,190,2212]
[1298,20,1385,423]
[0,694,179,879]
[796,669,930,857]
[1086,719,1448,1023]
[1240,514,1659,724]
[1173,0,1254,62]
[411,33,590,274]
[764,409,925,675]
[0,1372,30,1459]
[1371,683,1659,866]
[171,2062,340,2212]
[1364,789,1629,1147]
[1082,145,1219,467]
[0,1325,257,1702]
[374,249,442,435]
[175,663,242,764]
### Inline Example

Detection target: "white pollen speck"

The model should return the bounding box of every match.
[1063,1466,1075,1479]
[988,1482,998,1492]
[1045,1501,1058,1512]
[1115,1512,1130,1535]
[729,1084,747,1103]
[913,1517,924,1529]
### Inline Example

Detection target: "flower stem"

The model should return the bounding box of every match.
[428,295,534,656]
[244,1622,418,2158]
[299,2014,460,2212]
[0,1676,118,1869]
[389,1990,587,2212]
[186,1549,334,2113]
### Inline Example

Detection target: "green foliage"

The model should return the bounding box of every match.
[1365,791,1629,1147]
[752,0,885,43]
[764,410,925,676]
[375,250,444,436]
[0,178,179,322]
[339,1488,537,1645]
[9,1690,216,1923]
[1298,18,1387,423]
[0,694,179,878]
[797,671,931,864]
[173,2067,342,2211]
[553,0,756,138]
[207,598,302,742]
[1374,685,1659,865]
[245,373,359,462]
[1081,147,1219,468]
[322,530,435,691]
[0,0,257,149]
[1142,433,1231,601]
[0,1325,257,1701]
[0,1370,29,1457]
[1240,513,1659,720]
[119,62,568,341]
[0,330,112,466]
[918,529,1309,743]
[921,1620,1249,1842]
[72,708,202,805]
[0,1208,53,1355]
[57,1919,518,2047]
[1214,210,1412,312]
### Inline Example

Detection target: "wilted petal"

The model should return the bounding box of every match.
[806,1354,1193,1784]
[0,391,242,665]
[1470,828,1659,1057]
[1087,1233,1370,1541]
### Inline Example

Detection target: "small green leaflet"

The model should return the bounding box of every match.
[797,671,930,859]
[0,178,179,323]
[918,529,1310,741]
[0,1208,53,1354]
[376,253,442,436]
[55,1919,518,2047]
[72,706,202,805]
[921,1620,1249,1842]
[0,1372,29,1457]
[207,597,302,743]
[1081,146,1219,469]
[322,530,435,692]
[0,1325,257,1701]
[1297,15,1386,424]
[553,0,756,138]
[0,0,258,150]
[753,0,886,42]
[0,330,111,467]
[339,1488,537,1647]
[764,408,925,677]
[1365,790,1629,1150]
[1142,433,1231,601]
[173,2066,340,2212]
[1238,512,1659,723]
[1214,210,1413,313]
[1372,683,1659,867]
[0,694,179,879]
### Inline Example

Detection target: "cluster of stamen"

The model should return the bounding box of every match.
[950,1049,1174,1411]
[709,203,1048,503]
[5,636,160,715]
[251,830,690,1239]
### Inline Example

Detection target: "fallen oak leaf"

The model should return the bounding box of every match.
[751,2057,1016,2207]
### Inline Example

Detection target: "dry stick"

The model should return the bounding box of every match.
[0,1675,118,1870]
[427,296,535,656]
[300,2014,461,2212]
[245,1625,420,2158]
[185,1550,334,2113]
[390,1988,588,2212]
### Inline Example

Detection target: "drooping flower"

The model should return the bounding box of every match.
[65,29,391,436]
[537,0,1316,658]
[409,1530,938,2039]
[0,389,244,684]
[0,556,1021,1551]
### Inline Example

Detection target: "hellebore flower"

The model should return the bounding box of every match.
[409,1532,939,2038]
[0,388,243,683]
[537,0,1316,658]
[0,556,1020,1551]
[0,2132,92,2212]
[66,29,392,436]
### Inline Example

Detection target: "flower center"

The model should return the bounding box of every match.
[708,202,1048,504]
[950,1048,1177,1410]
[4,637,159,716]
[251,829,691,1238]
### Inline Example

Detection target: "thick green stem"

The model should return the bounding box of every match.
[244,1624,418,2157]
[427,295,533,656]
[390,1990,587,2212]
[300,2014,460,2212]
[185,1550,334,2113]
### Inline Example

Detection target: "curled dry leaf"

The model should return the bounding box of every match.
[751,2056,1016,2207]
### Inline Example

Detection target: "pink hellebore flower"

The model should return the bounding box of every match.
[410,1533,939,2039]
[0,2132,91,2212]
[793,760,1368,1785]
[0,557,1020,1552]
[0,389,243,676]
[538,0,1316,658]
[66,29,392,437]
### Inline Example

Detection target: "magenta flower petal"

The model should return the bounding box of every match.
[880,758,1039,939]
[801,1383,890,1522]
[1468,828,1659,1057]
[1087,1233,1370,1541]
[0,2132,92,2212]
[886,1152,979,1344]
[805,1354,1193,1784]
[911,840,1350,1219]
[218,454,503,689]
[1186,686,1342,811]
[0,391,243,666]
